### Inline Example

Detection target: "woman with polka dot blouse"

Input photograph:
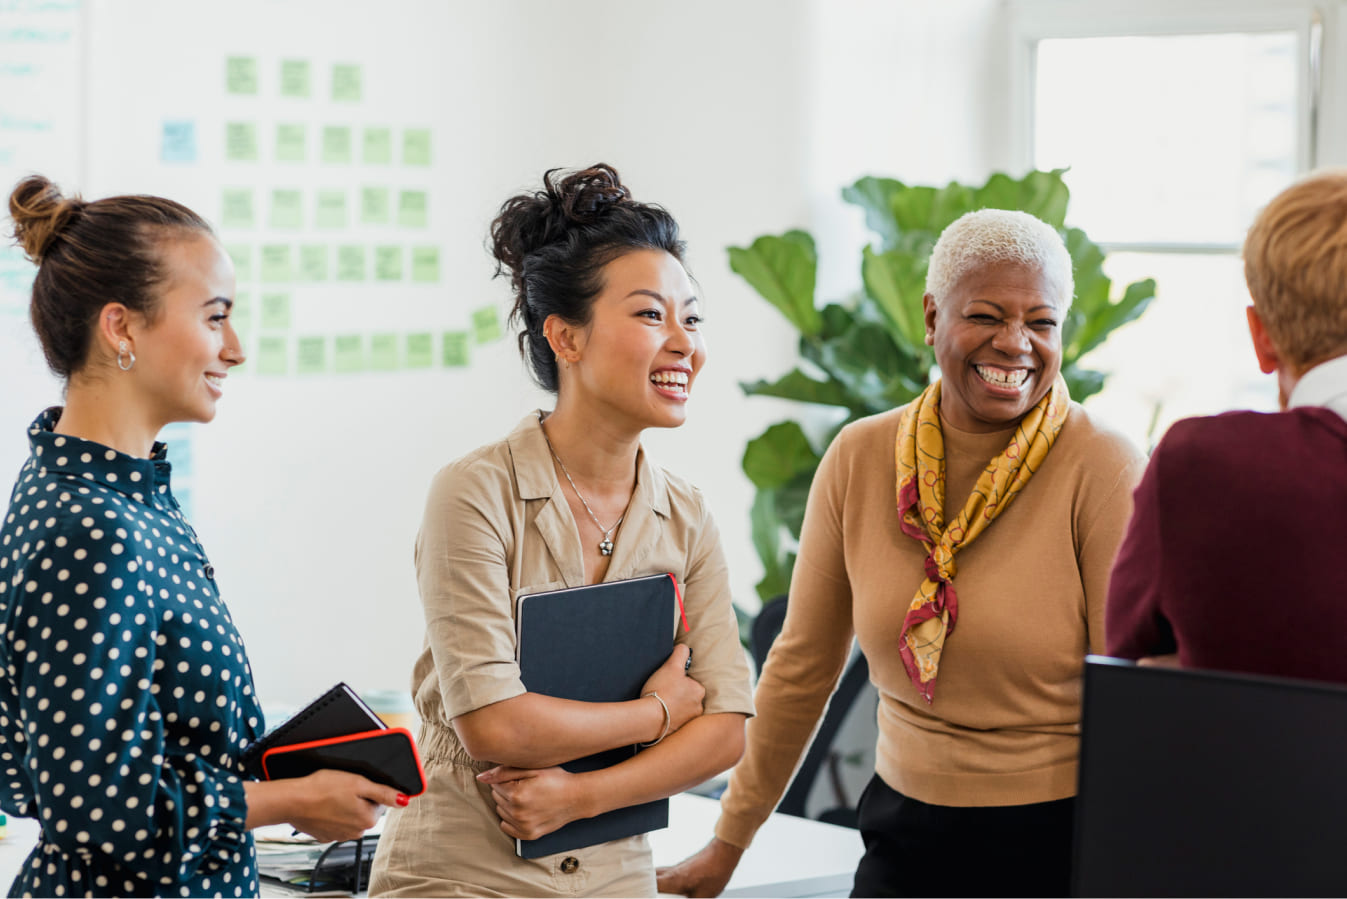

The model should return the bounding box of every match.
[0,176,404,899]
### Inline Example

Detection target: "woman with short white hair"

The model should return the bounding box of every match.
[660,209,1145,897]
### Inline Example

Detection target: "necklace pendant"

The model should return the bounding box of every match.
[599,538,614,556]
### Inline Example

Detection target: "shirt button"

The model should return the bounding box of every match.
[203,564,215,579]
[560,856,580,875]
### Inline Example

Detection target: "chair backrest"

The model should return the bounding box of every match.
[1073,655,1347,897]
[749,594,869,822]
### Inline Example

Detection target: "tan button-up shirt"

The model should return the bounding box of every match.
[370,412,754,897]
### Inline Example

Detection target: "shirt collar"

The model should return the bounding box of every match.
[506,410,671,518]
[27,406,173,500]
[1288,354,1347,421]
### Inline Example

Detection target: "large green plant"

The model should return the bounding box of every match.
[736,169,1155,603]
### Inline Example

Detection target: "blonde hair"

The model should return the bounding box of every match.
[925,208,1073,310]
[1244,168,1347,370]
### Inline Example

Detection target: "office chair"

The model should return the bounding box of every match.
[749,596,870,829]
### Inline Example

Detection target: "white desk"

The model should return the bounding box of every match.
[0,794,863,898]
[654,793,862,898]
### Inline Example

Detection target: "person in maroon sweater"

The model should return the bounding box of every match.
[1107,169,1347,683]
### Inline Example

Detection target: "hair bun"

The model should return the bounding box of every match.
[489,164,633,291]
[9,175,84,263]
[557,164,630,222]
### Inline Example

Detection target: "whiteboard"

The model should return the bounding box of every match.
[1,0,810,712]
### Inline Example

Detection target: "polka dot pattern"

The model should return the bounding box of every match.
[0,410,264,897]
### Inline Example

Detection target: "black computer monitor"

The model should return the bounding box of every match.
[1073,655,1347,897]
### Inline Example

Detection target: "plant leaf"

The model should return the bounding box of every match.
[974,169,1070,227]
[740,368,854,408]
[861,245,928,348]
[727,231,821,336]
[742,421,821,489]
[842,177,906,249]
[1062,364,1106,402]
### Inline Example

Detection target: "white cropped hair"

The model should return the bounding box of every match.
[925,209,1073,310]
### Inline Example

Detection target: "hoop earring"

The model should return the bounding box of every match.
[117,340,136,372]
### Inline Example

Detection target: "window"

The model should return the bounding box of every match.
[1009,1,1335,448]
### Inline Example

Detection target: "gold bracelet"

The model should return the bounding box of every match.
[640,691,671,747]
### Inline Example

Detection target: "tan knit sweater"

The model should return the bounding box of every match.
[716,402,1145,848]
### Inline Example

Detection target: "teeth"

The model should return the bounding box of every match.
[974,365,1028,388]
[650,371,689,387]
[205,374,223,386]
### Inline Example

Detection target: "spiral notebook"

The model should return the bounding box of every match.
[512,573,678,858]
[242,682,388,779]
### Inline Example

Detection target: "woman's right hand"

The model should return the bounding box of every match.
[641,644,705,737]
[656,837,745,897]
[284,769,405,843]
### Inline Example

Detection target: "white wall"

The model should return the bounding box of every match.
[2,0,1013,711]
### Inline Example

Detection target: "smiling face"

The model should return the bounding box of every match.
[556,248,705,433]
[129,233,244,427]
[924,260,1063,432]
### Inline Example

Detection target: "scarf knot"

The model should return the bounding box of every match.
[894,377,1070,704]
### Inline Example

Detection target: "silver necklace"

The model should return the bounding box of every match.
[540,426,627,556]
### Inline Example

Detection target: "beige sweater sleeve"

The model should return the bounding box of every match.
[714,427,859,849]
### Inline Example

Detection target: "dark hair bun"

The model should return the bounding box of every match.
[490,164,631,294]
[9,175,84,264]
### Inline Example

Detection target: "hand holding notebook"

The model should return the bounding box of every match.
[244,682,427,797]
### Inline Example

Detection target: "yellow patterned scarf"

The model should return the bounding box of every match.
[895,375,1070,703]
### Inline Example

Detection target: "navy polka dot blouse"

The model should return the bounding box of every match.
[0,409,265,898]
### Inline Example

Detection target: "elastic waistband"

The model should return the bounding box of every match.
[416,720,493,772]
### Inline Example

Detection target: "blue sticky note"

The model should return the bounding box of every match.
[161,121,198,164]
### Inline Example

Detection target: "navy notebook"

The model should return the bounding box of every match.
[513,573,678,858]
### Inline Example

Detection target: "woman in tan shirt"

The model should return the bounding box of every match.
[368,164,755,897]
[659,210,1145,897]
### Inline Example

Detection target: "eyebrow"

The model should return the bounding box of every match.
[968,298,1057,313]
[203,296,234,310]
[626,289,699,307]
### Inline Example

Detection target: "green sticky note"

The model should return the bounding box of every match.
[221,189,254,229]
[411,246,440,283]
[270,190,303,229]
[363,127,392,164]
[336,245,365,281]
[230,291,253,334]
[334,335,365,374]
[257,336,288,376]
[261,245,293,282]
[398,190,428,228]
[226,56,258,94]
[406,333,433,369]
[374,246,402,281]
[298,245,328,282]
[361,187,390,224]
[403,128,431,166]
[225,122,258,161]
[275,123,306,162]
[260,293,292,330]
[369,333,399,371]
[331,63,362,102]
[280,59,310,98]
[296,336,327,374]
[315,190,347,229]
[226,244,253,281]
[472,305,504,344]
[441,331,470,367]
[322,126,352,164]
